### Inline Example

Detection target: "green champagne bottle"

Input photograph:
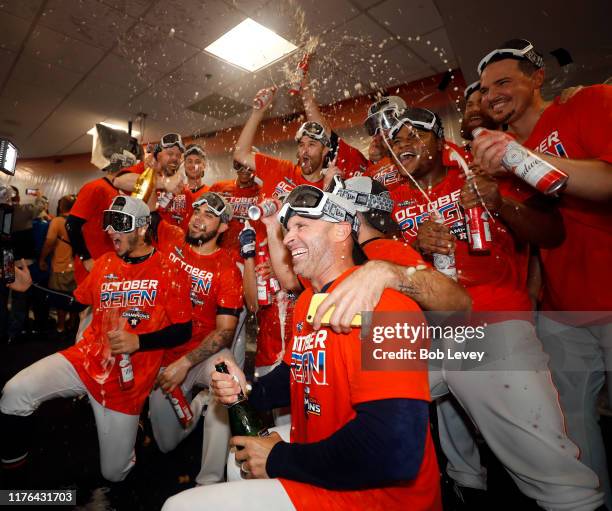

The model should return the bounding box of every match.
[215,362,269,438]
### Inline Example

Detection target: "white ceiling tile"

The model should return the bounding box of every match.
[12,54,84,94]
[405,27,455,70]
[0,0,44,22]
[251,0,360,44]
[0,12,32,52]
[369,0,443,38]
[0,49,17,86]
[352,0,385,8]
[25,25,105,74]
[113,22,201,74]
[176,51,247,89]
[39,0,136,50]
[88,53,164,96]
[99,0,156,18]
[141,0,245,50]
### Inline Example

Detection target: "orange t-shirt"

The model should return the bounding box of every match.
[335,138,368,178]
[62,250,192,415]
[366,156,405,191]
[254,153,325,200]
[71,177,123,283]
[155,221,243,364]
[391,159,533,312]
[157,185,194,232]
[209,179,263,256]
[46,216,74,273]
[190,183,210,201]
[280,267,441,511]
[523,85,612,314]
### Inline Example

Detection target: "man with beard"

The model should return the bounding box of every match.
[381,108,604,510]
[0,196,192,480]
[149,191,244,485]
[460,81,499,146]
[184,143,209,200]
[474,38,612,507]
[116,133,193,231]
[233,88,331,198]
[162,186,442,511]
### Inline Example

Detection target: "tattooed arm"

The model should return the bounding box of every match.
[313,260,471,334]
[158,314,238,392]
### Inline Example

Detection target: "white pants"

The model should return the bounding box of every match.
[162,425,295,511]
[538,315,612,508]
[0,353,138,482]
[430,320,604,511]
[149,348,234,486]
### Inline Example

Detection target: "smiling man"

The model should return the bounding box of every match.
[0,196,192,481]
[162,185,441,511]
[386,108,604,510]
[474,38,612,507]
[146,191,244,485]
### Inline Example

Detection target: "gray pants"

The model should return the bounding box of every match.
[430,320,604,510]
[537,316,612,508]
[0,353,138,482]
[149,348,235,486]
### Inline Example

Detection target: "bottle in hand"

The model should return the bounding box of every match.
[214,362,269,438]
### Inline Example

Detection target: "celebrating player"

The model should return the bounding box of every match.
[474,38,612,506]
[149,191,244,485]
[162,185,441,511]
[0,196,192,481]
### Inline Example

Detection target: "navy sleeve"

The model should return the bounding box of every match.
[248,362,291,411]
[138,321,192,351]
[266,398,429,490]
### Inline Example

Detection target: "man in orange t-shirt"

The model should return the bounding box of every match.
[163,186,441,511]
[1,196,192,481]
[474,38,612,506]
[233,87,333,199]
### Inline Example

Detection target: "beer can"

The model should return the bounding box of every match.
[118,354,135,390]
[248,201,278,221]
[253,88,275,110]
[465,206,492,253]
[168,387,194,428]
[472,128,568,195]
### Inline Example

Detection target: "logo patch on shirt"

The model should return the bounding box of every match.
[104,273,119,280]
[122,307,151,328]
[296,321,304,333]
[303,385,321,417]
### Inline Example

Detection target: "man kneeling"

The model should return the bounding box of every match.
[163,186,441,511]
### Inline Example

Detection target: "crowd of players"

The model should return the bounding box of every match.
[1,37,611,511]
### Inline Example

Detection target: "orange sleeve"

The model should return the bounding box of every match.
[71,181,100,221]
[73,255,106,305]
[575,85,612,163]
[254,153,297,183]
[157,220,184,251]
[336,139,369,177]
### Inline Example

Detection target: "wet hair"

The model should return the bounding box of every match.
[58,194,76,215]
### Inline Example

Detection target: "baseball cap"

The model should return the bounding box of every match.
[342,176,398,234]
[193,192,233,224]
[103,195,151,233]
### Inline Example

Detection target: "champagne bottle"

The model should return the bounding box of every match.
[214,362,269,438]
[131,166,155,202]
